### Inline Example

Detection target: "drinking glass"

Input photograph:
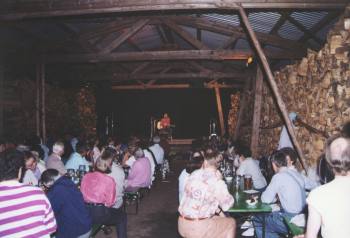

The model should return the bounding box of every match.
[79,165,86,172]
[67,169,75,178]
[244,174,253,190]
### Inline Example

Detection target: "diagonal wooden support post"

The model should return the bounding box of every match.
[238,6,307,172]
[251,66,263,158]
[214,86,226,136]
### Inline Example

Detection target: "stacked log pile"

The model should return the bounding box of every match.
[258,11,350,165]
[228,92,240,135]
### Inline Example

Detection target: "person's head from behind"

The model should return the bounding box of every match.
[76,141,89,157]
[203,149,220,169]
[52,141,64,156]
[271,151,288,173]
[186,155,204,174]
[325,137,350,176]
[95,147,116,173]
[134,147,144,160]
[235,143,252,162]
[0,149,24,182]
[40,169,60,189]
[164,113,168,118]
[24,151,37,171]
[153,136,160,144]
[279,147,298,167]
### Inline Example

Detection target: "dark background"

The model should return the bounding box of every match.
[97,88,235,139]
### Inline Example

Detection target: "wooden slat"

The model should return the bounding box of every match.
[251,67,263,158]
[98,19,149,53]
[238,6,308,172]
[0,1,347,20]
[112,83,239,90]
[215,87,226,136]
[162,19,209,50]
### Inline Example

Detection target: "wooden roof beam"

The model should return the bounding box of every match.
[112,83,241,90]
[0,1,347,20]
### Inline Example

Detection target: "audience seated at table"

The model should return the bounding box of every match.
[81,155,128,238]
[65,141,90,172]
[41,169,92,238]
[178,151,204,202]
[252,151,306,238]
[236,143,267,191]
[0,149,57,237]
[22,150,46,186]
[125,147,152,190]
[46,141,67,175]
[178,149,236,238]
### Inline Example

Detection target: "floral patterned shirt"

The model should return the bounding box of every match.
[178,168,234,218]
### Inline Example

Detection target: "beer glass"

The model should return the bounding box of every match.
[244,174,253,190]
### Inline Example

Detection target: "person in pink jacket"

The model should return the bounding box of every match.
[126,147,152,190]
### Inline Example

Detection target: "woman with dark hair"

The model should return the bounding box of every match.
[178,152,204,202]
[81,154,128,238]
[41,169,92,238]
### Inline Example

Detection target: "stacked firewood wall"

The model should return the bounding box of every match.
[259,12,350,165]
[228,93,240,136]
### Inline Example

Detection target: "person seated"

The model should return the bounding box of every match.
[148,136,165,166]
[125,148,152,190]
[178,149,236,238]
[81,156,127,238]
[252,151,306,238]
[41,169,92,238]
[22,150,46,186]
[46,141,67,175]
[104,147,126,210]
[122,143,138,167]
[141,140,156,183]
[304,136,350,238]
[178,152,204,202]
[236,143,267,191]
[65,141,90,172]
[0,149,57,237]
[280,147,320,190]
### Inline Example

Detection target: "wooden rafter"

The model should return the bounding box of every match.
[98,19,149,53]
[112,83,240,90]
[21,49,304,64]
[220,35,239,50]
[131,62,151,74]
[162,19,209,50]
[269,12,289,35]
[0,0,347,20]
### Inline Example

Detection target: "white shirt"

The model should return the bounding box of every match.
[237,157,267,189]
[144,149,155,181]
[262,167,306,214]
[125,156,136,167]
[178,169,190,202]
[92,146,101,163]
[108,163,126,209]
[289,166,320,191]
[148,144,164,165]
[307,176,350,238]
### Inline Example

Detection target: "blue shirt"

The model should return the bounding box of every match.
[65,152,90,171]
[47,176,91,238]
[261,167,306,214]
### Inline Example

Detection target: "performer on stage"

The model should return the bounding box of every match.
[160,113,171,129]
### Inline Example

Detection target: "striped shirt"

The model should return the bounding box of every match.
[0,180,57,238]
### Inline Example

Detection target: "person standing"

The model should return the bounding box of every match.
[0,149,57,237]
[46,141,66,175]
[178,150,236,238]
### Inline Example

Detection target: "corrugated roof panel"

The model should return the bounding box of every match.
[201,30,229,49]
[278,20,304,41]
[131,25,162,50]
[290,11,328,30]
[248,12,281,34]
[234,39,251,50]
[202,14,240,27]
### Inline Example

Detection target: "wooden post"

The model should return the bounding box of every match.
[233,78,251,141]
[0,64,4,138]
[251,66,263,158]
[36,64,40,137]
[238,6,307,172]
[40,63,46,144]
[214,86,225,136]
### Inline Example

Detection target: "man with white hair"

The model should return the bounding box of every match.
[148,136,164,166]
[46,142,66,175]
[303,136,350,238]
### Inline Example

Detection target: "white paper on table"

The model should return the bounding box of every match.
[290,214,306,227]
[270,203,281,212]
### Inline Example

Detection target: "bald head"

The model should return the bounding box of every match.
[326,137,350,175]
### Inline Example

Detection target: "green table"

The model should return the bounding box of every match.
[227,190,272,238]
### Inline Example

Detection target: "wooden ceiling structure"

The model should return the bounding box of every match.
[0,0,348,166]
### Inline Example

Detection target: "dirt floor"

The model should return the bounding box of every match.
[95,153,252,238]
